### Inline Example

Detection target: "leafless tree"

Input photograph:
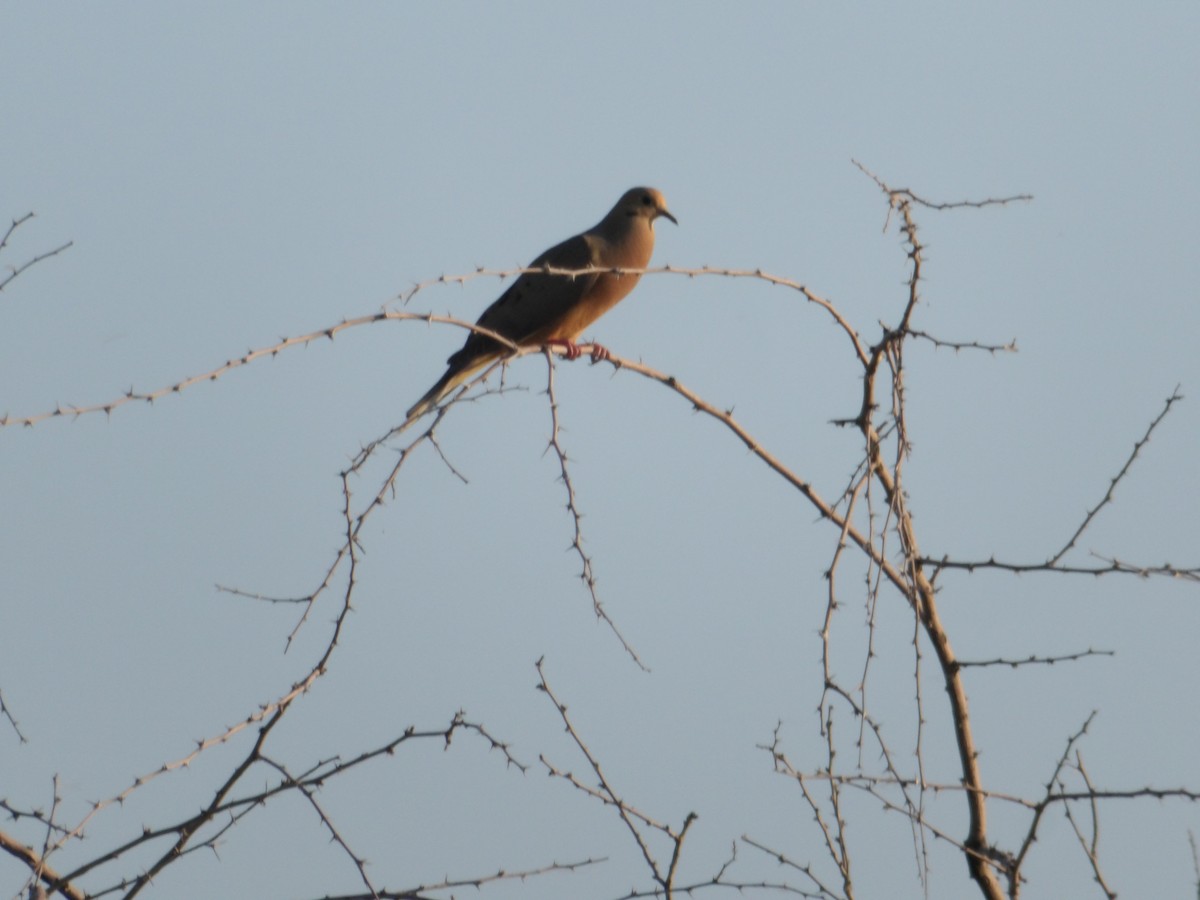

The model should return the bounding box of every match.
[2,169,1196,899]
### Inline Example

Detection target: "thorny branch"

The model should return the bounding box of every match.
[957,648,1115,669]
[0,212,73,295]
[1189,830,1200,898]
[299,856,607,900]
[852,171,999,897]
[0,684,26,743]
[1049,387,1183,565]
[0,265,858,429]
[922,553,1200,582]
[1060,753,1118,900]
[5,170,1196,900]
[536,658,699,899]
[542,350,648,669]
[16,714,523,900]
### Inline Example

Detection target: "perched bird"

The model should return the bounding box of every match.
[405,186,677,422]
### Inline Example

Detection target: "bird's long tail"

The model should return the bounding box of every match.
[404,357,493,424]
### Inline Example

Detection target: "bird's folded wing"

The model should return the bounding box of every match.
[447,234,600,368]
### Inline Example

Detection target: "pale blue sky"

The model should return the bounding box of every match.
[3,4,1199,898]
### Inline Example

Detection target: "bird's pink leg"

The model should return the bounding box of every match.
[546,339,611,362]
[546,338,583,360]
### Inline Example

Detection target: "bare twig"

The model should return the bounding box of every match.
[852,160,1033,214]
[1049,387,1184,565]
[958,648,1115,669]
[923,554,1199,582]
[542,350,647,669]
[259,755,378,897]
[2,264,858,429]
[0,685,26,743]
[0,212,73,294]
[740,835,848,900]
[762,721,924,897]
[907,329,1018,354]
[1060,753,1118,900]
[0,211,35,251]
[29,713,522,898]
[307,855,604,900]
[1189,829,1200,900]
[536,658,695,897]
[1011,712,1098,893]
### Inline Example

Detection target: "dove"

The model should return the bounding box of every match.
[405,187,676,422]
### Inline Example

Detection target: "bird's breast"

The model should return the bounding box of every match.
[550,270,644,341]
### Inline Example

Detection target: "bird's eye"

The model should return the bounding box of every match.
[641,194,653,206]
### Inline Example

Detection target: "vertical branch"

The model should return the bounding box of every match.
[855,173,1004,900]
[1188,829,1200,900]
[824,713,856,900]
[542,350,647,670]
[1060,753,1117,899]
[25,776,62,900]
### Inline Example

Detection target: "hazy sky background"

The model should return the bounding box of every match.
[3,4,1199,898]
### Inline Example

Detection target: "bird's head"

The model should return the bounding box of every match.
[616,187,678,228]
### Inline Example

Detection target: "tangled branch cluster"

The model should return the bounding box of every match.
[2,172,1195,900]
